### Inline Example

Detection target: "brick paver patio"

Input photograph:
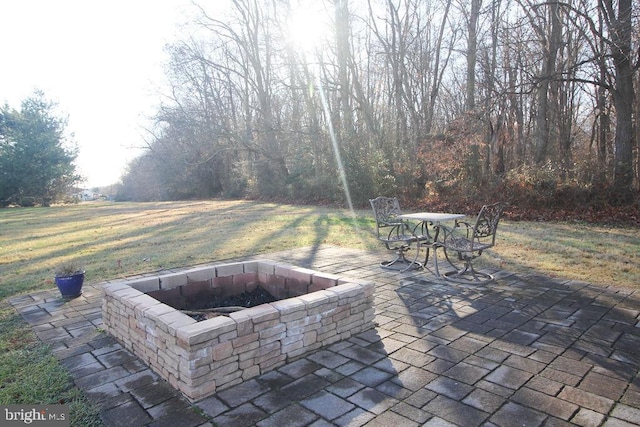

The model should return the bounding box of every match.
[9,245,640,426]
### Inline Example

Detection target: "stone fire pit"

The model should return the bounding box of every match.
[102,260,375,401]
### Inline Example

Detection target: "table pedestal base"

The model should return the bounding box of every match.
[381,248,422,272]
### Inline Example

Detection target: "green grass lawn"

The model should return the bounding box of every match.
[1,200,639,424]
[2,200,638,299]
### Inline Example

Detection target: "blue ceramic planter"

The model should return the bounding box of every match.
[55,272,84,298]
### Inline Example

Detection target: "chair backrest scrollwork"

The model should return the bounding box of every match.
[472,202,507,247]
[369,196,406,240]
[369,197,403,226]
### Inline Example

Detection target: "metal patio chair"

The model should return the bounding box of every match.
[369,196,424,271]
[436,202,507,284]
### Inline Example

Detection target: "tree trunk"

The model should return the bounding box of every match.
[425,0,453,134]
[335,0,354,138]
[466,0,482,112]
[534,1,562,164]
[605,0,635,202]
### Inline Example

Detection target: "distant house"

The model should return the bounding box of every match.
[72,189,97,201]
[69,186,110,202]
[72,190,89,201]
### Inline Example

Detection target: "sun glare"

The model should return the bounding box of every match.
[287,2,329,54]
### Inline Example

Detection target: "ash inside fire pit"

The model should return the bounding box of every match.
[184,287,278,321]
[204,286,277,309]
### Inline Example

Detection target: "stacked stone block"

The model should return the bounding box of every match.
[102,260,375,401]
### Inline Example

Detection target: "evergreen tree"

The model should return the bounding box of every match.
[0,92,81,207]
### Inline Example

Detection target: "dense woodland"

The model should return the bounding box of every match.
[117,0,639,221]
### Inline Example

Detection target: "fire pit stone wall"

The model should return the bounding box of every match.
[102,260,375,401]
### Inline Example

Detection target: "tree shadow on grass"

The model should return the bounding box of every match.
[0,201,375,299]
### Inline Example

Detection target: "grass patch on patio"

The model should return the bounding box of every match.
[0,302,103,426]
[0,199,639,421]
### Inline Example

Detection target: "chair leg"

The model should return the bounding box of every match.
[442,258,494,285]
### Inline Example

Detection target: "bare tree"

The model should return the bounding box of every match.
[121,0,638,206]
[602,0,636,201]
[464,0,482,111]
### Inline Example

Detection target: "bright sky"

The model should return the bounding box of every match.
[0,0,192,188]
